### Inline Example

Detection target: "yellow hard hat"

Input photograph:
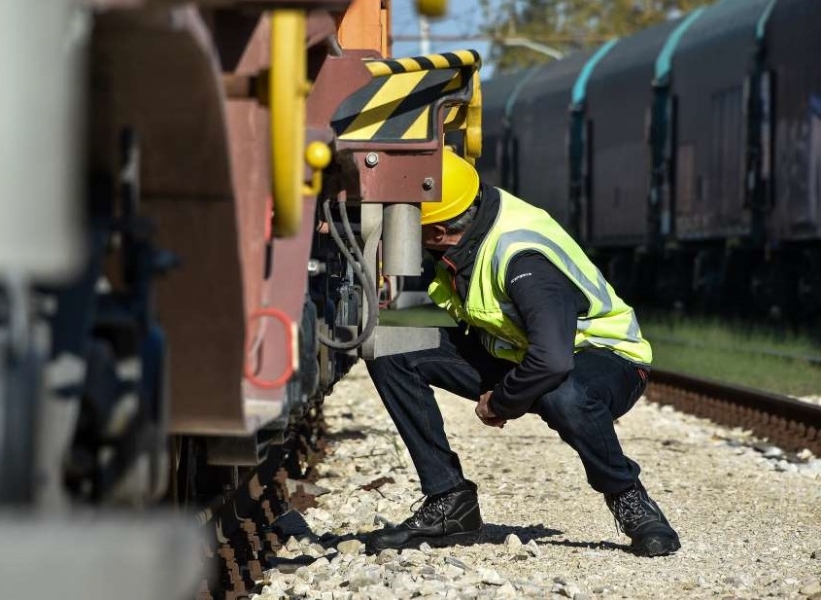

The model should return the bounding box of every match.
[420,150,480,225]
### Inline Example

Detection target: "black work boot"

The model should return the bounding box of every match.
[605,480,681,557]
[365,480,483,554]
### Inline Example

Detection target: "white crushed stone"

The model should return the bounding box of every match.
[254,363,821,600]
[798,395,821,408]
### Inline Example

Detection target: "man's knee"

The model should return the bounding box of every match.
[366,352,413,380]
[536,381,587,430]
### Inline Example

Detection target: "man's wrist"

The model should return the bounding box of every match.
[487,389,506,418]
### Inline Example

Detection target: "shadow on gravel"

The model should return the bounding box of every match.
[481,525,630,553]
[324,428,368,441]
[540,538,629,552]
[262,514,625,579]
[480,523,562,544]
[313,523,564,548]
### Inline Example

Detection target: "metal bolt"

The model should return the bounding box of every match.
[307,259,325,276]
[364,152,379,167]
[422,177,435,191]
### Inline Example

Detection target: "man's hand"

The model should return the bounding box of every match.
[476,391,507,428]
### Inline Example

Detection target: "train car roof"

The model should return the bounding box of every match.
[590,18,682,87]
[676,0,773,56]
[513,51,593,111]
[481,68,531,115]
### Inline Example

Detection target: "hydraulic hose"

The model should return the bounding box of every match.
[317,198,379,350]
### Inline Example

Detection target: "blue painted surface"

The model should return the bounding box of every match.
[757,0,779,41]
[654,7,706,85]
[571,39,618,108]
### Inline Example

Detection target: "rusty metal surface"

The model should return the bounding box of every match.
[306,51,376,129]
[646,369,821,455]
[89,8,234,201]
[247,199,319,405]
[353,150,443,204]
[146,200,247,433]
[89,7,251,433]
[306,52,450,205]
[94,0,350,8]
[222,72,262,99]
[336,0,385,53]
[142,6,378,432]
[219,14,319,412]
[221,14,270,337]
[306,10,340,51]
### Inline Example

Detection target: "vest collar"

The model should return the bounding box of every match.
[441,184,501,299]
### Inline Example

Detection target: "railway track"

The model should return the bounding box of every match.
[646,368,821,456]
[194,402,329,600]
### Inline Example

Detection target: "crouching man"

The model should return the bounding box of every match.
[365,150,680,557]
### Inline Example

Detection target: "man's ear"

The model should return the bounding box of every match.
[431,224,448,243]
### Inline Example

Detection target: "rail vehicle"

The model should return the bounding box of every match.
[0,0,481,596]
[480,0,821,325]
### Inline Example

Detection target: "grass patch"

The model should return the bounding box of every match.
[378,305,821,397]
[378,304,457,328]
[639,312,821,397]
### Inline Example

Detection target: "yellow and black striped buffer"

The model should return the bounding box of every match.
[363,49,481,77]
[332,51,480,142]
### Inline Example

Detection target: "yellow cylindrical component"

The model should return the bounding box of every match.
[416,0,448,18]
[465,71,483,159]
[305,141,332,170]
[270,10,307,238]
[303,141,332,196]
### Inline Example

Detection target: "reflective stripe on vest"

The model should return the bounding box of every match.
[428,189,653,366]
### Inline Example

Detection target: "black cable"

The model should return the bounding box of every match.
[316,198,379,350]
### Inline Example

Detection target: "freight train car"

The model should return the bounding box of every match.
[480,0,821,325]
[0,0,481,597]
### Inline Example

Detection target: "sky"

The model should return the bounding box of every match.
[391,0,505,78]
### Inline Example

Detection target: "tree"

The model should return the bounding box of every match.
[482,0,715,72]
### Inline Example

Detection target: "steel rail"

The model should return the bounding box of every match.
[647,368,821,455]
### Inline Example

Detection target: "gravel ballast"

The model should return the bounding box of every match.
[254,363,821,599]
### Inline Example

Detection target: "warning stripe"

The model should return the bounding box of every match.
[332,68,469,141]
[444,105,466,129]
[363,49,481,78]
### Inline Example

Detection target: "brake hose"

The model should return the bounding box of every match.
[316,198,379,350]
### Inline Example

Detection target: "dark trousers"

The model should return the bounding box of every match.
[366,327,647,496]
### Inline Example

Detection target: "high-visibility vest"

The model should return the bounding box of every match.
[428,189,653,366]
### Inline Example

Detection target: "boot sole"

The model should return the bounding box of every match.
[365,528,482,555]
[632,535,681,557]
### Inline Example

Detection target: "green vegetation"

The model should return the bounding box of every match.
[378,305,456,328]
[481,0,715,72]
[639,312,821,397]
[379,306,821,397]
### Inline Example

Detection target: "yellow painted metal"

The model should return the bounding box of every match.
[339,63,474,141]
[303,141,332,196]
[465,71,482,161]
[416,0,448,18]
[270,10,308,238]
[339,70,428,140]
[363,49,480,78]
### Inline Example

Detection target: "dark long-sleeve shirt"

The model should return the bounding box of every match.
[436,186,591,420]
[487,251,590,419]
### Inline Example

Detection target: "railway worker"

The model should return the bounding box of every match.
[365,150,680,557]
